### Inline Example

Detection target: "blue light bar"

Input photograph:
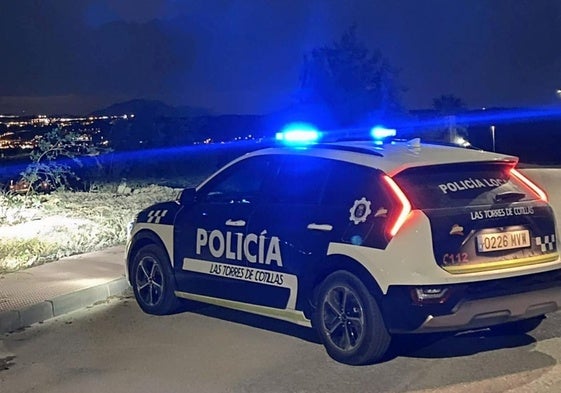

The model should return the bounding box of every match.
[275,122,321,146]
[370,126,397,141]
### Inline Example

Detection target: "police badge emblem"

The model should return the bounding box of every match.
[349,197,372,225]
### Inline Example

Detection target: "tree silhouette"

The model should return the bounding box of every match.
[297,26,403,128]
[432,94,466,115]
[431,94,468,144]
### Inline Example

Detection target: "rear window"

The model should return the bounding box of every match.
[393,163,537,209]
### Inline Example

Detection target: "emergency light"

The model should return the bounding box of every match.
[370,126,397,145]
[276,123,398,146]
[275,122,321,146]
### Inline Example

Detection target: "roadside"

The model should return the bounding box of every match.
[0,183,182,334]
[0,246,128,334]
[0,184,179,272]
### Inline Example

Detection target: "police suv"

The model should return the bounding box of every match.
[126,129,560,365]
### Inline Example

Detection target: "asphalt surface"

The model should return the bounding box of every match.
[0,245,129,334]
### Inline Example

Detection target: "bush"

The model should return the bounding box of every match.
[0,184,180,273]
[20,127,108,194]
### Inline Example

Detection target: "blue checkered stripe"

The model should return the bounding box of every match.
[147,209,168,224]
[535,234,556,252]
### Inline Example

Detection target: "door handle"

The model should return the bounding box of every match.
[225,219,246,227]
[307,223,333,232]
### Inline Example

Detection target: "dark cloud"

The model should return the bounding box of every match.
[348,1,561,108]
[0,1,194,97]
[1,0,560,114]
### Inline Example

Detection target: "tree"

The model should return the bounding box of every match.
[296,26,403,128]
[20,128,106,193]
[431,94,468,144]
[432,94,466,115]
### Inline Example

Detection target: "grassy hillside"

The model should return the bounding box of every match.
[0,183,187,273]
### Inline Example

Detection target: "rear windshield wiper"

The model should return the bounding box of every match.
[493,191,526,203]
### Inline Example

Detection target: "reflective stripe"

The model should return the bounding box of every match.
[182,258,298,309]
[175,291,311,327]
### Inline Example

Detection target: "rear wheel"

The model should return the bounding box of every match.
[131,244,181,315]
[313,271,391,365]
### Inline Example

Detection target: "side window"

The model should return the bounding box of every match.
[323,162,386,207]
[199,155,275,204]
[322,161,390,248]
[265,155,331,205]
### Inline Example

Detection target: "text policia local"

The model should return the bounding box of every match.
[438,178,507,194]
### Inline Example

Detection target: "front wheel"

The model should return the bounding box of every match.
[313,271,391,365]
[131,244,181,315]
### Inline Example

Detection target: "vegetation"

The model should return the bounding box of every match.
[0,118,226,273]
[0,124,257,274]
[19,127,107,194]
[0,184,182,273]
[296,26,404,128]
[432,94,466,115]
[424,94,469,144]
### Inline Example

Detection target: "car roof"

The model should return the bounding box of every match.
[245,139,519,176]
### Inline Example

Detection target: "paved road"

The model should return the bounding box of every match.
[2,292,561,393]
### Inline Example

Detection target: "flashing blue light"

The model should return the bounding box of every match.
[370,126,397,141]
[275,122,321,146]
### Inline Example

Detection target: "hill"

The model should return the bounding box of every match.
[90,99,211,118]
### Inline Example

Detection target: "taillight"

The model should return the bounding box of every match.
[510,168,548,202]
[383,175,412,237]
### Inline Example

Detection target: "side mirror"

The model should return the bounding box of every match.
[178,187,197,205]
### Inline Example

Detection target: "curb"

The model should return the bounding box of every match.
[0,277,130,335]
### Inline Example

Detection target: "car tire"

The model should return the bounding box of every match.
[313,271,391,365]
[131,244,181,315]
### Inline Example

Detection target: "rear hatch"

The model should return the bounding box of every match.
[393,162,559,274]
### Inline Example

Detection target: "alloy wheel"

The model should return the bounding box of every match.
[321,285,365,351]
[135,256,165,307]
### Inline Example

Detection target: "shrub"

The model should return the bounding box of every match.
[20,127,108,194]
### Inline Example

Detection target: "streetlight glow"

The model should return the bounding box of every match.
[490,125,496,152]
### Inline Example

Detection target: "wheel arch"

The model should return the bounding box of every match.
[305,255,385,318]
[127,229,172,279]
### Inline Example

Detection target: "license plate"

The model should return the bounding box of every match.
[477,229,531,252]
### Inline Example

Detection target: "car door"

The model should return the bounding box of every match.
[173,154,278,303]
[245,154,334,311]
[247,156,392,312]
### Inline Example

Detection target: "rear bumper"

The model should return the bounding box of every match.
[413,286,561,333]
[382,269,561,333]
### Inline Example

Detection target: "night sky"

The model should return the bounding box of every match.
[1,0,561,115]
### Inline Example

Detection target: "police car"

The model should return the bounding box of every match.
[125,127,560,365]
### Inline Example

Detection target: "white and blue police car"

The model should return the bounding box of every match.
[126,126,560,365]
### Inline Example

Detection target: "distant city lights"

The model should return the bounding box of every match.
[0,113,135,153]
